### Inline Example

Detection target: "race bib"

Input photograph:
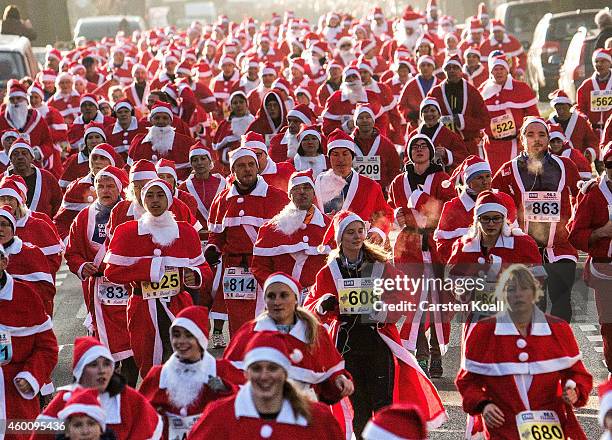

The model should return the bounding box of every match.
[167,414,200,440]
[97,279,128,306]
[0,331,12,365]
[516,410,565,440]
[590,90,612,112]
[337,278,380,315]
[353,156,381,180]
[523,192,561,223]
[439,115,456,132]
[141,267,180,300]
[474,281,497,315]
[223,267,257,300]
[490,113,516,139]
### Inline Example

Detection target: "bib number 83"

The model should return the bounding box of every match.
[104,285,126,299]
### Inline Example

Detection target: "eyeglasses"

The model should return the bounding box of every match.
[411,143,430,150]
[478,215,504,224]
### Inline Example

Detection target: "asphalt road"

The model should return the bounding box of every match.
[50,256,608,439]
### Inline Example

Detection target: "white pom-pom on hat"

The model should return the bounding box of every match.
[289,348,303,363]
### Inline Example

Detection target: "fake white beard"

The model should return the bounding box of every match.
[317,170,348,205]
[163,354,207,409]
[271,202,307,235]
[231,114,254,136]
[527,156,545,175]
[149,126,175,156]
[7,102,28,129]
[286,133,300,157]
[139,211,179,247]
[396,30,419,51]
[341,81,366,104]
[371,21,387,36]
[339,50,356,65]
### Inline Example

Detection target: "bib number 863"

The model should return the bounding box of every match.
[530,202,560,215]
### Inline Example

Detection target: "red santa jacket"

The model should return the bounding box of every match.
[252,205,330,288]
[47,91,81,124]
[398,75,441,134]
[58,151,89,190]
[35,383,163,440]
[479,34,527,72]
[456,310,592,440]
[178,173,228,230]
[0,109,54,166]
[317,81,339,108]
[548,110,600,161]
[352,129,402,191]
[384,74,409,146]
[37,104,67,175]
[54,173,97,239]
[123,81,150,116]
[224,314,349,404]
[211,115,255,176]
[188,384,344,439]
[210,70,240,104]
[463,64,488,90]
[5,167,62,219]
[104,117,147,157]
[0,275,57,432]
[321,89,383,136]
[601,113,612,154]
[428,78,489,154]
[268,128,299,163]
[551,145,592,180]
[410,123,469,171]
[363,80,395,136]
[492,154,580,262]
[190,80,218,113]
[247,85,270,116]
[259,158,296,193]
[576,73,612,132]
[67,112,115,151]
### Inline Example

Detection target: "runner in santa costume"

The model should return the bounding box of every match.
[268,104,316,163]
[599,379,612,439]
[246,90,288,140]
[388,134,455,377]
[128,102,195,181]
[316,61,342,108]
[576,48,612,140]
[492,117,581,323]
[0,175,63,275]
[123,64,150,118]
[0,83,54,169]
[224,272,354,417]
[64,166,139,386]
[0,259,58,440]
[455,264,592,440]
[246,62,277,115]
[34,336,162,440]
[178,143,228,234]
[104,99,147,160]
[427,54,489,156]
[398,56,440,135]
[139,306,243,440]
[155,159,199,219]
[252,171,331,290]
[548,89,600,163]
[383,57,414,147]
[548,125,593,181]
[322,66,383,136]
[304,211,447,436]
[5,137,62,219]
[54,143,121,240]
[351,105,402,195]
[434,155,517,263]
[104,179,211,376]
[205,148,289,336]
[463,47,488,90]
[188,331,345,439]
[409,99,468,172]
[212,90,255,176]
[362,404,428,440]
[47,72,81,125]
[568,149,612,374]
[288,125,329,178]
[67,94,115,152]
[356,58,394,137]
[55,387,117,440]
[210,56,240,115]
[0,130,17,173]
[478,20,526,78]
[243,131,296,193]
[314,129,392,245]
[480,54,540,174]
[59,122,108,190]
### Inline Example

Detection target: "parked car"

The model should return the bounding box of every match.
[559,27,597,102]
[0,35,39,100]
[527,9,600,100]
[494,0,551,50]
[73,16,146,44]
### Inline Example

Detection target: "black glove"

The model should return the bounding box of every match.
[204,246,221,266]
[320,295,339,312]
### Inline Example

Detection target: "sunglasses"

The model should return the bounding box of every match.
[478,215,504,224]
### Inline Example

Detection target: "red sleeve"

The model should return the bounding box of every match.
[48,173,62,218]
[463,87,489,132]
[567,191,597,253]
[138,367,164,409]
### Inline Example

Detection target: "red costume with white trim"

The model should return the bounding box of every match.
[0,109,54,167]
[398,75,440,134]
[67,112,115,152]
[104,117,147,158]
[548,110,600,161]
[478,33,526,73]
[352,129,402,192]
[5,167,62,219]
[321,90,383,136]
[47,91,81,124]
[410,124,469,171]
[576,73,612,136]
[178,174,228,230]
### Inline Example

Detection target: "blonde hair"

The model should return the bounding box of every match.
[283,380,312,422]
[328,239,390,264]
[495,264,544,304]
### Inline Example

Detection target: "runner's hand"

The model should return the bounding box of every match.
[15,378,34,395]
[183,268,197,287]
[335,375,354,397]
[81,262,98,278]
[482,403,505,428]
[562,386,578,405]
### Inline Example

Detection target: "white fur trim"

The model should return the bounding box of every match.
[263,274,300,297]
[73,345,114,382]
[171,317,208,349]
[475,202,507,217]
[244,347,291,371]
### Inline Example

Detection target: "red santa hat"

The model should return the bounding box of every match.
[80,93,98,108]
[520,116,549,136]
[603,148,612,164]
[468,18,484,33]
[141,178,174,208]
[463,47,481,59]
[84,122,107,142]
[129,159,158,182]
[443,54,462,69]
[243,331,292,371]
[0,204,16,231]
[170,306,210,350]
[89,143,117,166]
[600,378,612,428]
[362,404,427,440]
[593,48,612,64]
[149,102,173,119]
[402,7,422,25]
[229,147,258,169]
[488,54,509,72]
[95,165,129,192]
[0,178,25,204]
[548,124,566,142]
[287,104,316,125]
[155,158,178,181]
[261,62,277,77]
[193,62,212,79]
[475,190,508,218]
[7,82,27,99]
[241,131,267,153]
[417,55,435,67]
[294,87,312,101]
[416,35,435,49]
[490,19,505,32]
[46,48,62,62]
[8,137,34,157]
[371,6,384,19]
[327,128,356,155]
[131,63,147,76]
[163,53,179,65]
[27,81,44,98]
[342,66,360,81]
[311,41,328,57]
[272,78,292,97]
[72,336,115,383]
[219,55,236,68]
[548,89,572,107]
[288,169,315,192]
[356,58,374,75]
[319,210,365,250]
[263,272,302,298]
[357,39,377,55]
[297,124,322,144]
[40,68,57,83]
[114,98,133,112]
[0,129,19,143]
[176,60,193,76]
[55,71,72,85]
[57,388,106,431]
[477,2,489,19]
[419,98,441,114]
[290,58,307,74]
[353,104,376,124]
[189,142,212,160]
[162,83,179,102]
[441,155,491,188]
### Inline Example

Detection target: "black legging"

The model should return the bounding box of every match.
[343,337,395,439]
[538,251,576,323]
